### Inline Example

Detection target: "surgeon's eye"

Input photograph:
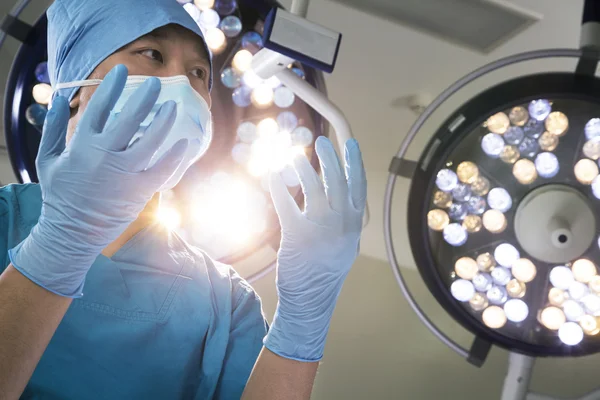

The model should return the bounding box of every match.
[191,68,208,81]
[139,49,164,64]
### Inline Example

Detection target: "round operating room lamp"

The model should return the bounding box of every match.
[0,0,329,281]
[385,1,600,399]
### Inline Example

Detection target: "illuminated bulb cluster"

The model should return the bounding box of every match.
[480,103,567,186]
[541,260,600,345]
[450,243,535,329]
[232,116,310,184]
[429,162,513,246]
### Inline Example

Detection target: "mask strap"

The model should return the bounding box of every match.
[54,79,103,91]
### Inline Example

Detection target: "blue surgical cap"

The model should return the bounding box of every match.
[47,0,213,101]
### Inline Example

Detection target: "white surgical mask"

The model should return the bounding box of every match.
[55,75,212,191]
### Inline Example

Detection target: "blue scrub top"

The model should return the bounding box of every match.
[0,184,268,399]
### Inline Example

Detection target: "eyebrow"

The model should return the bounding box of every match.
[137,31,210,66]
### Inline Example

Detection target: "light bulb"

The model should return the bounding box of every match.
[199,8,220,29]
[504,299,529,322]
[506,279,526,298]
[183,3,201,20]
[204,27,226,52]
[585,118,600,140]
[487,188,512,212]
[194,0,214,9]
[569,282,589,301]
[232,50,253,72]
[500,145,520,164]
[572,259,597,283]
[550,266,575,290]
[580,315,600,335]
[509,106,529,126]
[538,131,559,151]
[256,118,279,137]
[290,127,314,148]
[482,306,507,329]
[589,276,600,293]
[455,257,478,279]
[265,75,281,89]
[535,152,559,178]
[583,137,600,160]
[540,306,566,330]
[32,83,53,105]
[581,294,600,315]
[549,288,566,306]
[471,176,491,196]
[466,196,486,215]
[491,267,511,286]
[469,293,488,311]
[274,86,295,108]
[277,111,298,132]
[448,203,467,221]
[242,69,263,88]
[450,279,475,302]
[456,161,479,183]
[563,299,585,321]
[482,209,507,233]
[220,15,243,37]
[518,137,540,158]
[481,133,504,157]
[251,84,274,108]
[476,253,496,272]
[427,209,449,231]
[511,258,537,283]
[486,112,510,134]
[436,169,458,192]
[451,183,471,202]
[494,243,519,267]
[462,215,482,233]
[487,285,508,305]
[433,191,452,208]
[524,119,545,138]
[545,111,568,136]
[237,121,257,143]
[528,99,551,121]
[156,206,181,231]
[513,159,537,185]
[443,223,468,246]
[504,127,524,146]
[574,159,598,185]
[559,322,584,345]
[231,142,251,165]
[472,273,493,292]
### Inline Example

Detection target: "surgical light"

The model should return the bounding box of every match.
[384,2,600,376]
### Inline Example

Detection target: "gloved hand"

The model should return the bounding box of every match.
[265,136,367,362]
[9,64,188,298]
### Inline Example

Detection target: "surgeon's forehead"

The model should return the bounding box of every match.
[129,24,210,64]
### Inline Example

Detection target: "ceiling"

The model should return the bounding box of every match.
[0,0,587,269]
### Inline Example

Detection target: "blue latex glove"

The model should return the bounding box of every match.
[265,136,367,362]
[9,64,188,298]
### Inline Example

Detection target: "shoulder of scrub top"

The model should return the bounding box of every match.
[0,183,42,271]
[182,243,267,324]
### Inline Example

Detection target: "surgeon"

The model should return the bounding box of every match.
[0,0,366,399]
